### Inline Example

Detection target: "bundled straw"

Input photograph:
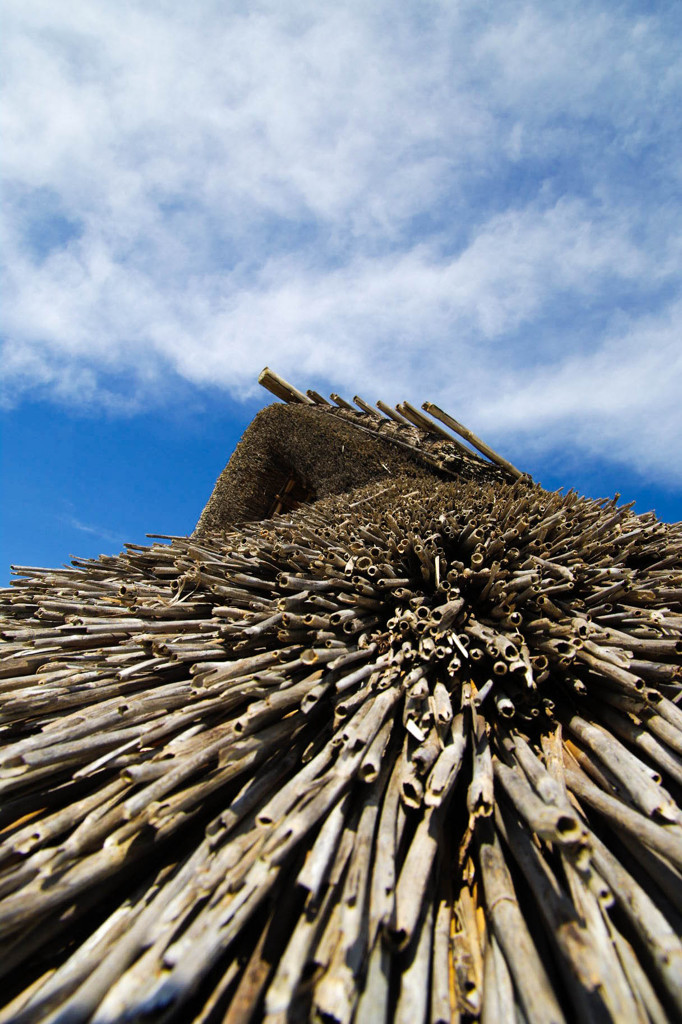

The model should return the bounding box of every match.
[1,468,681,1023]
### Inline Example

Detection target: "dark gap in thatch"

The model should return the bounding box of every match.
[266,468,316,519]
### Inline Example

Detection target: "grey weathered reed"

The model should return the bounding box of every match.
[0,368,681,1022]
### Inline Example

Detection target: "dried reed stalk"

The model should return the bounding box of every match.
[1,381,681,1022]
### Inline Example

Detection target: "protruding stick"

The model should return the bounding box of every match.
[329,393,355,411]
[353,396,383,419]
[478,822,566,1024]
[376,400,411,425]
[307,390,332,406]
[258,367,314,405]
[422,402,523,479]
[398,402,459,443]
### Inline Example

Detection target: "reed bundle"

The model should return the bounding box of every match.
[1,466,681,1023]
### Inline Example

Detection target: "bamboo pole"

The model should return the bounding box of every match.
[397,402,456,443]
[329,393,355,411]
[305,389,331,405]
[353,396,384,419]
[422,401,523,478]
[376,400,412,425]
[258,367,315,405]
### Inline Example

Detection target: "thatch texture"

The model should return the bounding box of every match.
[1,383,682,1024]
[195,402,501,534]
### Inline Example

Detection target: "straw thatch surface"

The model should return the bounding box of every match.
[1,452,682,1023]
[195,403,501,535]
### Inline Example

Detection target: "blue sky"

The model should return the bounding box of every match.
[2,0,681,586]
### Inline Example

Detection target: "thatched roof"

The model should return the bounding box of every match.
[195,386,505,535]
[1,369,681,1024]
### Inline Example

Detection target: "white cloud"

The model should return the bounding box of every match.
[1,0,681,484]
[61,514,125,547]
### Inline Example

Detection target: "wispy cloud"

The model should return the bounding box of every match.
[2,1,681,482]
[60,514,125,547]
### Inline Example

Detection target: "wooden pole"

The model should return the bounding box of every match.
[307,390,332,406]
[422,401,523,479]
[329,393,356,411]
[376,400,411,425]
[398,402,460,443]
[353,396,384,419]
[258,367,314,405]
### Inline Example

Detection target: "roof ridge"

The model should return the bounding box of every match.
[258,366,525,482]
